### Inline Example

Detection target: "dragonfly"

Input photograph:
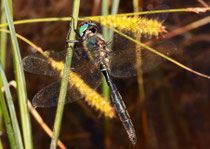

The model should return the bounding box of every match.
[23,11,175,145]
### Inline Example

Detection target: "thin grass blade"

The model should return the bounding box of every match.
[0,1,8,135]
[2,0,33,148]
[0,62,17,149]
[50,0,80,148]
[0,61,24,149]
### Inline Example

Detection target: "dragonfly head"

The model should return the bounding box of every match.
[79,22,97,38]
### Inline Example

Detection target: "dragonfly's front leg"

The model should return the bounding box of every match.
[66,39,81,43]
[66,27,81,43]
[66,16,82,43]
[66,29,82,43]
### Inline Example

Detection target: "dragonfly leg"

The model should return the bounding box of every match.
[66,16,81,43]
[66,39,81,43]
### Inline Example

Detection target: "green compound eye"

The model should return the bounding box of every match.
[79,24,88,37]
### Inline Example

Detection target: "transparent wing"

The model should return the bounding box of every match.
[104,5,169,48]
[22,52,60,76]
[110,39,176,78]
[145,5,169,23]
[24,48,102,107]
[22,49,87,76]
[103,5,176,77]
[32,67,101,107]
[32,80,82,107]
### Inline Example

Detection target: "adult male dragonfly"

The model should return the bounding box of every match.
[23,13,175,145]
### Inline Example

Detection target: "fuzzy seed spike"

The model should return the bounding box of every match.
[49,58,115,118]
[100,15,167,38]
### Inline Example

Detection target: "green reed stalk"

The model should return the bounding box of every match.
[0,0,12,138]
[0,1,7,70]
[108,0,120,38]
[0,140,3,149]
[0,61,24,149]
[0,91,16,149]
[102,0,120,148]
[102,0,110,100]
[2,0,33,148]
[49,0,80,148]
[0,65,16,149]
[0,1,7,136]
[102,1,111,148]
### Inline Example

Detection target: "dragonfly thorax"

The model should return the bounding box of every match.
[83,33,110,69]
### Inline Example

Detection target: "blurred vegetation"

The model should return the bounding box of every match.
[0,0,210,149]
